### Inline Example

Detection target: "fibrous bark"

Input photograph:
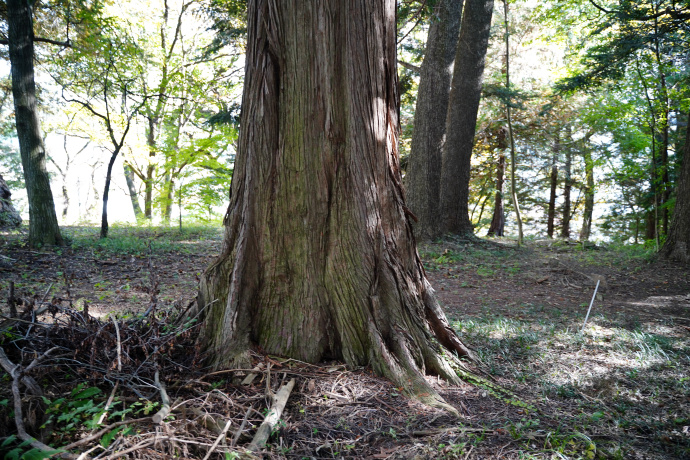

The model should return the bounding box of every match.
[198,0,473,410]
[406,0,464,241]
[7,0,63,246]
[439,0,494,236]
[661,118,690,263]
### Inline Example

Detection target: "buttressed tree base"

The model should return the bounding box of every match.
[197,0,474,411]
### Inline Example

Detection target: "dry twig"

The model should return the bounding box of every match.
[247,378,295,452]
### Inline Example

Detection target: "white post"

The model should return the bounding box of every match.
[581,279,601,333]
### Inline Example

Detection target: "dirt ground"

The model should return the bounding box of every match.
[1,227,689,459]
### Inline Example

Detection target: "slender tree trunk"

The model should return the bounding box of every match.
[474,192,490,229]
[162,171,173,225]
[502,0,522,245]
[406,0,464,240]
[653,14,671,236]
[560,126,572,239]
[144,133,155,220]
[661,116,690,262]
[100,151,120,238]
[660,129,670,235]
[7,0,63,247]
[579,148,595,241]
[486,150,506,237]
[123,163,144,220]
[439,0,494,236]
[198,0,473,412]
[547,134,559,238]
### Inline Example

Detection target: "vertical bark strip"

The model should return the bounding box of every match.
[123,163,144,219]
[439,0,494,236]
[547,134,559,238]
[406,0,464,240]
[561,126,573,239]
[100,151,120,239]
[486,151,506,237]
[502,0,522,245]
[579,147,595,242]
[661,119,690,263]
[199,0,473,410]
[7,0,63,246]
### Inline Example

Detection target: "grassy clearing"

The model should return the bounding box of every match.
[438,241,690,459]
[63,223,224,256]
[2,230,688,458]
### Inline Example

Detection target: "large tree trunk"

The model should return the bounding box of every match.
[661,117,690,263]
[7,0,63,247]
[405,0,463,241]
[198,0,473,411]
[439,0,494,236]
[579,147,595,241]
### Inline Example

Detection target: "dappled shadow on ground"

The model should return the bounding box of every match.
[0,226,222,318]
[426,238,690,459]
[1,228,689,458]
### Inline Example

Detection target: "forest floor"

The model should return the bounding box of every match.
[0,225,689,459]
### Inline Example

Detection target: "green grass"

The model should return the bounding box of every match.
[450,312,690,458]
[63,223,223,256]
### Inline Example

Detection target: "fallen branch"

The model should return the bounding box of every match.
[0,347,42,396]
[201,418,233,460]
[186,407,223,435]
[60,417,150,451]
[111,317,122,372]
[101,438,155,460]
[231,405,253,447]
[247,378,295,452]
[152,370,171,424]
[406,426,495,437]
[241,362,264,386]
[4,347,74,458]
[97,382,119,425]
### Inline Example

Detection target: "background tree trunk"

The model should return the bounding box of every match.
[486,146,506,237]
[7,0,63,246]
[547,134,560,238]
[198,0,473,410]
[439,0,494,236]
[579,147,595,241]
[100,151,120,238]
[661,119,690,262]
[560,126,573,239]
[503,0,523,245]
[123,162,144,220]
[405,0,463,241]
